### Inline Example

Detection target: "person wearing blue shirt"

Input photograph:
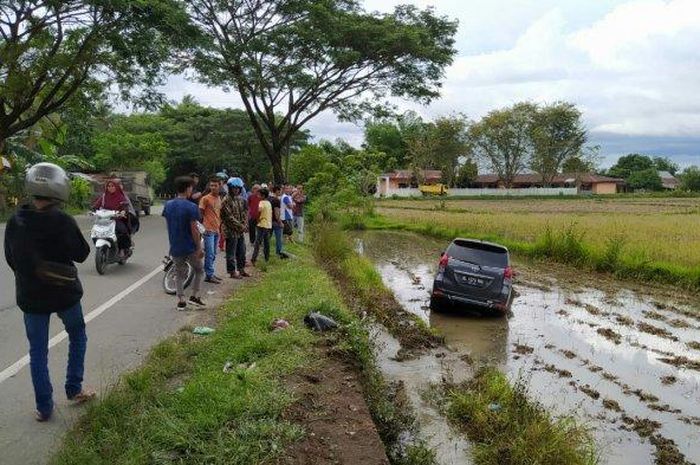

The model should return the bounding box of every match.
[163,176,206,310]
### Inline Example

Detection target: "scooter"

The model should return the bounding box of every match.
[91,209,132,274]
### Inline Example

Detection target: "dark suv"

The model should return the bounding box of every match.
[430,238,513,314]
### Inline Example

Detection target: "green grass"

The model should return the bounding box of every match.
[53,249,342,465]
[310,220,440,350]
[443,368,598,465]
[52,245,436,465]
[363,211,700,291]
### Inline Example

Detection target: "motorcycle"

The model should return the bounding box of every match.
[91,209,133,274]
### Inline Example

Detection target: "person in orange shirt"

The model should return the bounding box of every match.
[199,176,223,283]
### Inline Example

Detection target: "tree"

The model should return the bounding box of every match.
[363,111,424,169]
[607,154,654,179]
[0,0,193,153]
[407,115,469,186]
[185,0,458,183]
[363,120,405,169]
[92,119,169,187]
[454,159,478,187]
[469,102,537,188]
[529,102,587,186]
[627,168,662,191]
[288,145,331,185]
[652,156,679,176]
[680,166,700,192]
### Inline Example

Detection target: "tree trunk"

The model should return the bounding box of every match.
[270,151,286,185]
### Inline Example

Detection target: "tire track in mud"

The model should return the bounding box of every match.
[512,341,696,465]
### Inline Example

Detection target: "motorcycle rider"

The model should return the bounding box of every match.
[92,178,135,258]
[4,163,95,421]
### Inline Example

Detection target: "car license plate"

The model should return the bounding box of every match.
[462,275,484,286]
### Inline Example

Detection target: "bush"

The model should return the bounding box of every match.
[446,368,598,465]
[533,223,589,265]
[69,177,93,210]
[596,235,626,272]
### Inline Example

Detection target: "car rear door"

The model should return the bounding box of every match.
[445,240,508,301]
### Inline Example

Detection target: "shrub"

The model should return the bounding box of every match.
[69,176,93,210]
[310,220,353,264]
[446,368,598,465]
[596,235,626,272]
[533,223,589,265]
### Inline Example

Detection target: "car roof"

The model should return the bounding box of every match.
[450,238,509,253]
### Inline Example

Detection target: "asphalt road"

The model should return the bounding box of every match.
[0,207,239,465]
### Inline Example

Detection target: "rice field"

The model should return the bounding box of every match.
[374,197,700,278]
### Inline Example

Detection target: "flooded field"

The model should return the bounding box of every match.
[353,230,700,465]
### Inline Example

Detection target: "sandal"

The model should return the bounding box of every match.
[35,410,52,422]
[69,390,96,404]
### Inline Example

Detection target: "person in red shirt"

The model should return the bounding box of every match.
[247,184,261,246]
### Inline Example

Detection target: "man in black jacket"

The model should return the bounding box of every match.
[4,163,94,421]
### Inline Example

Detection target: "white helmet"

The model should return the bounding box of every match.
[25,162,70,202]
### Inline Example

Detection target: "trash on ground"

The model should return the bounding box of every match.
[488,402,502,412]
[223,361,234,373]
[192,326,215,335]
[271,319,290,331]
[304,312,339,331]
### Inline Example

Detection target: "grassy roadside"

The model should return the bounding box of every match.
[433,368,598,465]
[311,219,441,355]
[52,245,436,465]
[360,213,700,291]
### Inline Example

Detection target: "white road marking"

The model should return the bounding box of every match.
[0,265,162,385]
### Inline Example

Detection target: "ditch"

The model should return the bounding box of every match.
[352,230,700,465]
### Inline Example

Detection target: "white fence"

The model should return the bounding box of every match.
[376,187,578,198]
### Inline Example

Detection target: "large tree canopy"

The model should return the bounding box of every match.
[185,0,457,183]
[529,102,587,186]
[469,102,537,188]
[0,0,193,151]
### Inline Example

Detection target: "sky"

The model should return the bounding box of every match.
[162,0,700,168]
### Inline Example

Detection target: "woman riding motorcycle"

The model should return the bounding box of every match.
[92,179,137,257]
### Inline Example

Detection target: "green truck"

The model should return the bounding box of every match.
[82,170,154,216]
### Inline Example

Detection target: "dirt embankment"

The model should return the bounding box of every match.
[280,344,389,465]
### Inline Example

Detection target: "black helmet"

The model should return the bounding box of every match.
[25,163,70,202]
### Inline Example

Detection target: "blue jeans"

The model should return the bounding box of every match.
[273,224,283,256]
[23,302,87,416]
[203,231,219,278]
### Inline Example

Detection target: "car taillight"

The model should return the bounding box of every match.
[438,254,449,271]
[504,266,514,280]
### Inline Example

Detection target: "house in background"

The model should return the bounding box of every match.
[658,171,680,190]
[376,169,442,195]
[472,173,625,194]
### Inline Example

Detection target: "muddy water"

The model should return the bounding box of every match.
[353,230,700,465]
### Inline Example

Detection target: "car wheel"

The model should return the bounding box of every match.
[430,295,445,312]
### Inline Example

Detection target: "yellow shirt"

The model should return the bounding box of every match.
[257,200,272,229]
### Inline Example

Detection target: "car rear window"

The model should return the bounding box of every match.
[447,240,508,267]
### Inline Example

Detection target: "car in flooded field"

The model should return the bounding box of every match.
[430,238,513,315]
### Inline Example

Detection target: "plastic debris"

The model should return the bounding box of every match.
[304,312,339,331]
[271,319,290,331]
[223,361,234,373]
[488,402,502,412]
[192,326,215,335]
